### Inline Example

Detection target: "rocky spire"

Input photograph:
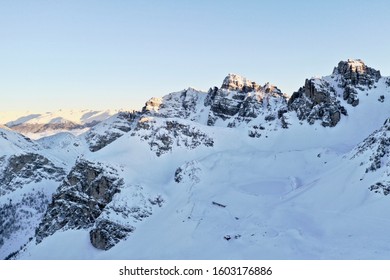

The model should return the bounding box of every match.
[333,59,381,87]
[221,73,262,92]
[263,82,284,96]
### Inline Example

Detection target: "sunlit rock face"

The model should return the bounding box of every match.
[288,59,382,127]
[206,74,288,127]
[35,159,124,243]
[288,77,346,127]
[333,59,381,88]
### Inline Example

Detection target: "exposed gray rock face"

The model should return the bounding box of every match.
[221,73,263,92]
[0,153,65,195]
[35,159,162,250]
[89,185,163,250]
[35,159,124,243]
[288,59,382,127]
[205,86,245,125]
[206,75,288,127]
[142,88,205,121]
[333,59,381,107]
[141,75,288,130]
[342,85,359,107]
[370,182,390,196]
[386,78,390,87]
[85,112,138,152]
[90,220,134,250]
[333,59,381,88]
[132,118,214,156]
[288,78,347,127]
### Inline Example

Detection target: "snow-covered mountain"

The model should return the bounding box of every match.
[2,109,121,139]
[2,59,390,260]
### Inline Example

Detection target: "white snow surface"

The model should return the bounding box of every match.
[0,125,39,155]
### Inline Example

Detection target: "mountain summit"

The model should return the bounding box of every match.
[288,59,387,127]
[221,73,263,92]
[333,59,381,87]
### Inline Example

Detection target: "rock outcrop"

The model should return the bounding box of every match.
[141,74,288,130]
[333,59,381,88]
[0,153,65,195]
[34,159,163,250]
[85,112,138,152]
[89,185,163,250]
[35,159,124,243]
[206,75,288,127]
[90,220,134,250]
[220,73,263,92]
[288,78,347,127]
[288,59,381,127]
[142,88,206,121]
[369,182,390,196]
[333,59,382,108]
[132,118,214,156]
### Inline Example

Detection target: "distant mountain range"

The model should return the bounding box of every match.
[1,59,390,260]
[1,109,123,139]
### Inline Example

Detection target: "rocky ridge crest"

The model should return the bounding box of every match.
[288,59,383,127]
[0,153,65,195]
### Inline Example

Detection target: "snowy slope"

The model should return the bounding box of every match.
[2,59,390,260]
[0,125,39,155]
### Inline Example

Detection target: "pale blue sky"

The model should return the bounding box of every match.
[1,0,389,112]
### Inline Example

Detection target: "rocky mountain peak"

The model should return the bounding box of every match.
[221,73,262,93]
[288,58,386,127]
[333,59,381,87]
[142,97,163,113]
[334,59,368,75]
[263,82,284,96]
